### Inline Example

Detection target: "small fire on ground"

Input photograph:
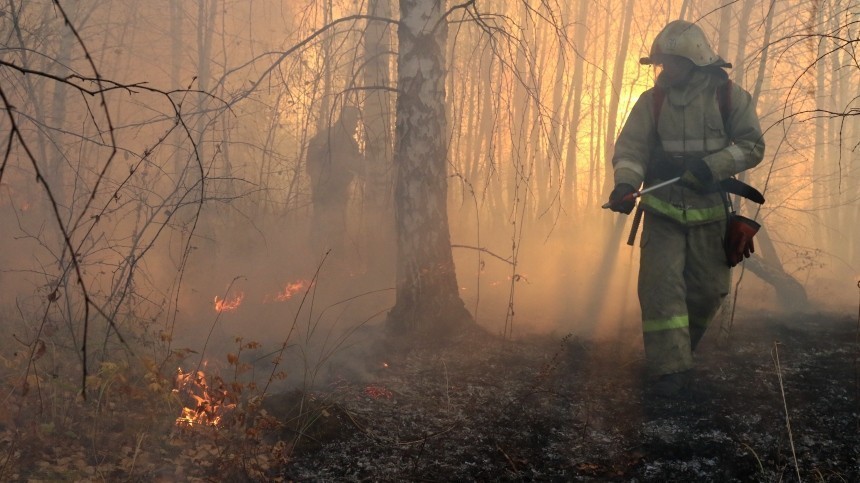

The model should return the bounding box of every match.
[274,280,308,301]
[174,367,237,428]
[214,293,244,313]
[213,279,312,312]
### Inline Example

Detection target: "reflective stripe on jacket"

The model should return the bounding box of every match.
[612,68,765,225]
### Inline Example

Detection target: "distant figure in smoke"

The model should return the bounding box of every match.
[306,106,362,256]
[606,21,765,397]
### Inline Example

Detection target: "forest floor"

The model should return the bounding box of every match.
[1,310,857,482]
[280,311,859,482]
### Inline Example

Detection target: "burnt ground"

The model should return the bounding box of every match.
[277,311,860,482]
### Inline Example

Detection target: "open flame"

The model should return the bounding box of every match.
[214,293,244,312]
[211,278,311,311]
[260,278,313,303]
[174,367,236,428]
[275,279,309,301]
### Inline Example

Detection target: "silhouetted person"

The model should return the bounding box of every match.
[606,21,765,397]
[306,106,362,256]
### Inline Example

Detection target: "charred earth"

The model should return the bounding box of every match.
[281,312,859,482]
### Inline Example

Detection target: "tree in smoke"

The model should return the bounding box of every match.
[0,0,212,395]
[359,0,395,274]
[386,0,473,335]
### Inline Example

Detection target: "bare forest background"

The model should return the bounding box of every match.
[0,0,859,477]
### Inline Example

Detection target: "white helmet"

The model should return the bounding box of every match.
[640,20,729,67]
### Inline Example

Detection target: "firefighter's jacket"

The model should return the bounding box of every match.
[612,68,765,225]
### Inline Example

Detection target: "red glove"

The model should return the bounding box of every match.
[725,215,761,267]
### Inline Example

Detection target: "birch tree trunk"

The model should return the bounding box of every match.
[731,0,754,209]
[546,3,569,215]
[361,0,395,274]
[563,0,590,209]
[318,0,334,132]
[827,4,846,260]
[193,0,217,194]
[739,1,808,313]
[387,0,472,335]
[750,0,774,106]
[594,13,610,205]
[717,0,732,60]
[509,3,535,222]
[812,1,828,250]
[46,9,75,197]
[846,8,860,267]
[170,0,186,179]
[679,0,691,20]
[732,0,754,86]
[602,0,635,199]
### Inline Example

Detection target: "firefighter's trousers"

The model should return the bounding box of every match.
[638,212,730,376]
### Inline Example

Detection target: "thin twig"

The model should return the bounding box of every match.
[195,276,245,375]
[442,359,451,413]
[740,441,766,475]
[771,342,801,481]
[261,250,330,398]
[451,244,514,265]
[497,443,519,473]
[127,432,146,478]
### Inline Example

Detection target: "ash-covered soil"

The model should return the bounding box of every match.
[278,312,859,482]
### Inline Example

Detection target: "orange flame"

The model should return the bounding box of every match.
[174,367,236,428]
[214,293,244,312]
[275,280,309,301]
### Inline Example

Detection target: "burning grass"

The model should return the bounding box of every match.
[0,333,295,481]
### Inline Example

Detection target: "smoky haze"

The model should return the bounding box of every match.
[0,0,858,395]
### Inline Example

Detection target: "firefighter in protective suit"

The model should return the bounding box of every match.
[306,106,363,256]
[607,20,765,396]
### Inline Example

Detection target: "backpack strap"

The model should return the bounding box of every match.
[652,85,666,129]
[717,79,732,130]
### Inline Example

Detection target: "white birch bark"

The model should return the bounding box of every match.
[388,0,471,334]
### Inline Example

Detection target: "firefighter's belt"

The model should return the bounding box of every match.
[648,156,765,205]
[646,176,764,204]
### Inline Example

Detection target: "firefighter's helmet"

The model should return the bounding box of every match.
[640,20,729,67]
